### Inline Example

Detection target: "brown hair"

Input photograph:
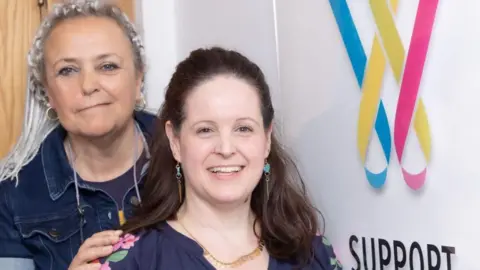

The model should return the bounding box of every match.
[122,47,322,265]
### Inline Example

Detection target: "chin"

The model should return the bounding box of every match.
[81,130,114,138]
[77,122,117,138]
[212,196,245,204]
[207,188,253,206]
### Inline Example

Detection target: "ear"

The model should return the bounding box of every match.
[45,90,57,109]
[265,123,273,158]
[165,120,182,163]
[135,71,144,100]
[41,68,57,109]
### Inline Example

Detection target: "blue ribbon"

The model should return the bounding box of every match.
[328,0,391,188]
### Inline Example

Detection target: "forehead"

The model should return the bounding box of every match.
[184,75,262,122]
[44,16,131,60]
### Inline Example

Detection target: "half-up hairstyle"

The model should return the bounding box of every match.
[123,47,322,266]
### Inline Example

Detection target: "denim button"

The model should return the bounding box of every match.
[49,228,60,238]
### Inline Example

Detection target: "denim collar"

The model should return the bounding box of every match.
[42,111,156,201]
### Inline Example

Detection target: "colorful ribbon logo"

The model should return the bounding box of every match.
[329,0,439,190]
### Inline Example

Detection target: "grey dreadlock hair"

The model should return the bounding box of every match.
[0,0,148,183]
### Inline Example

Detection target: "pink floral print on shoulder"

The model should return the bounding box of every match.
[99,233,140,270]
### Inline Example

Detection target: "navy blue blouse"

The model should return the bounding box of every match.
[99,222,343,269]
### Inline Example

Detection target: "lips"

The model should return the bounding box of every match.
[80,103,110,111]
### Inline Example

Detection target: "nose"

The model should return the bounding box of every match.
[214,133,236,157]
[80,69,99,96]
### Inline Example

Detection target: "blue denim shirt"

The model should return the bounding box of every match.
[0,111,156,270]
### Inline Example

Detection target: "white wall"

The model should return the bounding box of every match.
[277,0,476,269]
[139,0,178,110]
[141,0,476,269]
[141,0,282,121]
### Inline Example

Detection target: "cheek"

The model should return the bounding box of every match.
[103,76,136,101]
[239,136,269,161]
[179,137,214,166]
[47,88,77,113]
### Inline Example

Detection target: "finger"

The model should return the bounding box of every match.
[90,230,123,240]
[90,234,121,247]
[81,245,114,264]
[80,233,121,252]
[72,232,122,267]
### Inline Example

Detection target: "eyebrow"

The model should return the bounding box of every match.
[237,117,261,126]
[53,53,122,66]
[192,117,261,127]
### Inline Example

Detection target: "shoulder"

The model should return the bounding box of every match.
[98,229,163,269]
[0,177,17,211]
[1,125,60,196]
[0,179,15,219]
[15,152,45,187]
[134,111,157,132]
[311,235,343,269]
[0,150,45,205]
[1,149,52,211]
[98,232,143,269]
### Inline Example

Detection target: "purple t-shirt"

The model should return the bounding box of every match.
[99,222,343,269]
[86,152,146,212]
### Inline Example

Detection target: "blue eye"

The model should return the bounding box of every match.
[102,63,119,71]
[57,67,76,76]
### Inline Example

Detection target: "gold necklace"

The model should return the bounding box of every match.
[178,221,265,268]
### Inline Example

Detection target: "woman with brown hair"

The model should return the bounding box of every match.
[100,47,343,269]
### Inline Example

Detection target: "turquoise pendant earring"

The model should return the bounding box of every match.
[264,161,271,198]
[176,163,182,202]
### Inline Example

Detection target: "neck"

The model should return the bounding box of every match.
[65,119,143,182]
[178,191,257,241]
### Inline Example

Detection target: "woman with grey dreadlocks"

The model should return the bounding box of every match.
[0,1,156,269]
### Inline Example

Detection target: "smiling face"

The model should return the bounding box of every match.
[43,16,142,137]
[166,75,272,205]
